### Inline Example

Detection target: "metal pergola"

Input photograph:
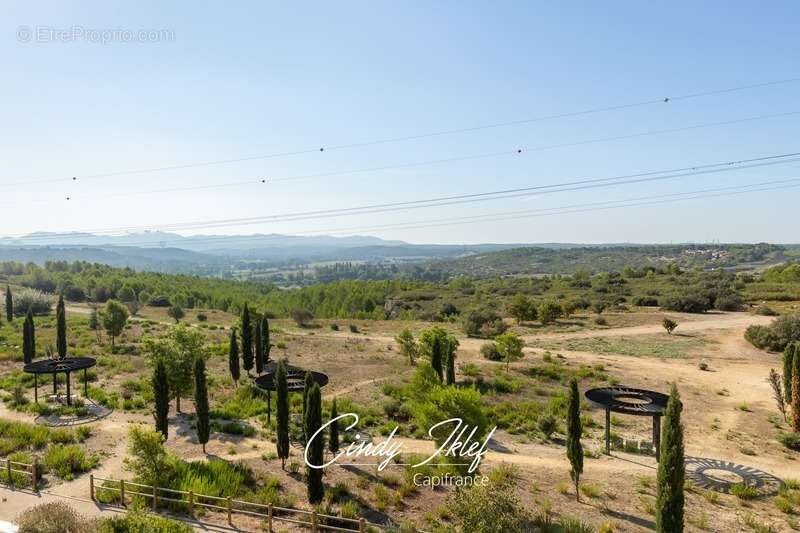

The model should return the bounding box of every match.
[253,360,329,423]
[23,357,97,406]
[585,386,672,460]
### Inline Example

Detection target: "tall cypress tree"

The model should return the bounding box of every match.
[329,398,340,454]
[262,316,272,365]
[793,351,800,433]
[228,328,240,386]
[276,360,290,469]
[656,384,685,533]
[566,378,583,501]
[153,360,170,439]
[785,342,796,405]
[254,319,264,375]
[5,285,11,322]
[56,295,67,360]
[430,336,443,382]
[194,357,210,453]
[22,309,35,364]
[302,372,314,439]
[241,304,254,376]
[305,383,324,504]
[445,342,456,385]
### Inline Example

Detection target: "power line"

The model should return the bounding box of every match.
[3,77,798,188]
[5,151,800,241]
[37,109,798,203]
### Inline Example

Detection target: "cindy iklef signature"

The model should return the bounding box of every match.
[304,414,497,473]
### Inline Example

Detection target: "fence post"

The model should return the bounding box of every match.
[89,474,95,501]
[6,459,11,487]
[267,503,273,531]
[359,517,366,532]
[153,484,158,509]
[188,490,194,514]
[31,457,39,490]
[120,479,125,506]
[227,496,233,525]
[311,510,318,532]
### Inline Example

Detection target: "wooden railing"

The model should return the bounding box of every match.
[90,475,390,532]
[0,456,38,489]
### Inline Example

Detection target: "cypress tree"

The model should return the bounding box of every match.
[566,378,583,501]
[445,343,456,385]
[153,360,170,439]
[241,304,254,376]
[194,357,210,453]
[254,319,264,375]
[5,285,11,322]
[784,343,796,405]
[22,309,35,364]
[793,351,800,433]
[229,328,240,386]
[56,295,67,360]
[276,360,290,469]
[263,316,272,365]
[305,383,324,504]
[656,384,685,533]
[302,372,314,439]
[329,398,340,454]
[430,336,443,382]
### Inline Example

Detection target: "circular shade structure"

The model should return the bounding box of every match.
[253,361,329,424]
[23,357,97,406]
[585,386,673,459]
[253,361,329,392]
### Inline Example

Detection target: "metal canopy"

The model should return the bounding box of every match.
[252,361,329,424]
[23,357,97,406]
[585,386,673,459]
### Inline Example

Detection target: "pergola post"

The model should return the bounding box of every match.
[653,415,661,462]
[267,390,271,424]
[34,374,38,403]
[52,372,57,397]
[66,371,72,406]
[604,407,611,454]
[84,368,88,398]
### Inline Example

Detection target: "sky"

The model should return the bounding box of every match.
[2,1,799,245]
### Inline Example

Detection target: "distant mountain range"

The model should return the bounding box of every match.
[0,232,529,274]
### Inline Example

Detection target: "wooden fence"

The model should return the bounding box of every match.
[0,456,38,489]
[90,475,389,532]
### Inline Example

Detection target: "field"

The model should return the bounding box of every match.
[0,261,799,532]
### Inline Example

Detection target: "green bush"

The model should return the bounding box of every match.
[12,288,55,316]
[745,314,800,351]
[480,342,502,361]
[43,444,99,480]
[17,501,101,532]
[100,506,192,532]
[660,294,711,313]
[463,308,506,338]
[448,479,529,532]
[779,432,800,451]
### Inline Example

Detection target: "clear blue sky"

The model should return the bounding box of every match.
[2,1,799,244]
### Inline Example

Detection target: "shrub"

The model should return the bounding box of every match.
[480,342,502,361]
[43,444,99,480]
[148,295,171,307]
[100,506,192,532]
[754,305,778,316]
[348,324,358,333]
[660,294,711,313]
[715,293,744,311]
[196,313,208,322]
[463,308,506,338]
[779,432,800,450]
[448,480,529,532]
[291,309,314,326]
[16,502,99,533]
[632,295,659,307]
[12,288,55,316]
[731,482,759,500]
[537,414,557,439]
[745,314,800,351]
